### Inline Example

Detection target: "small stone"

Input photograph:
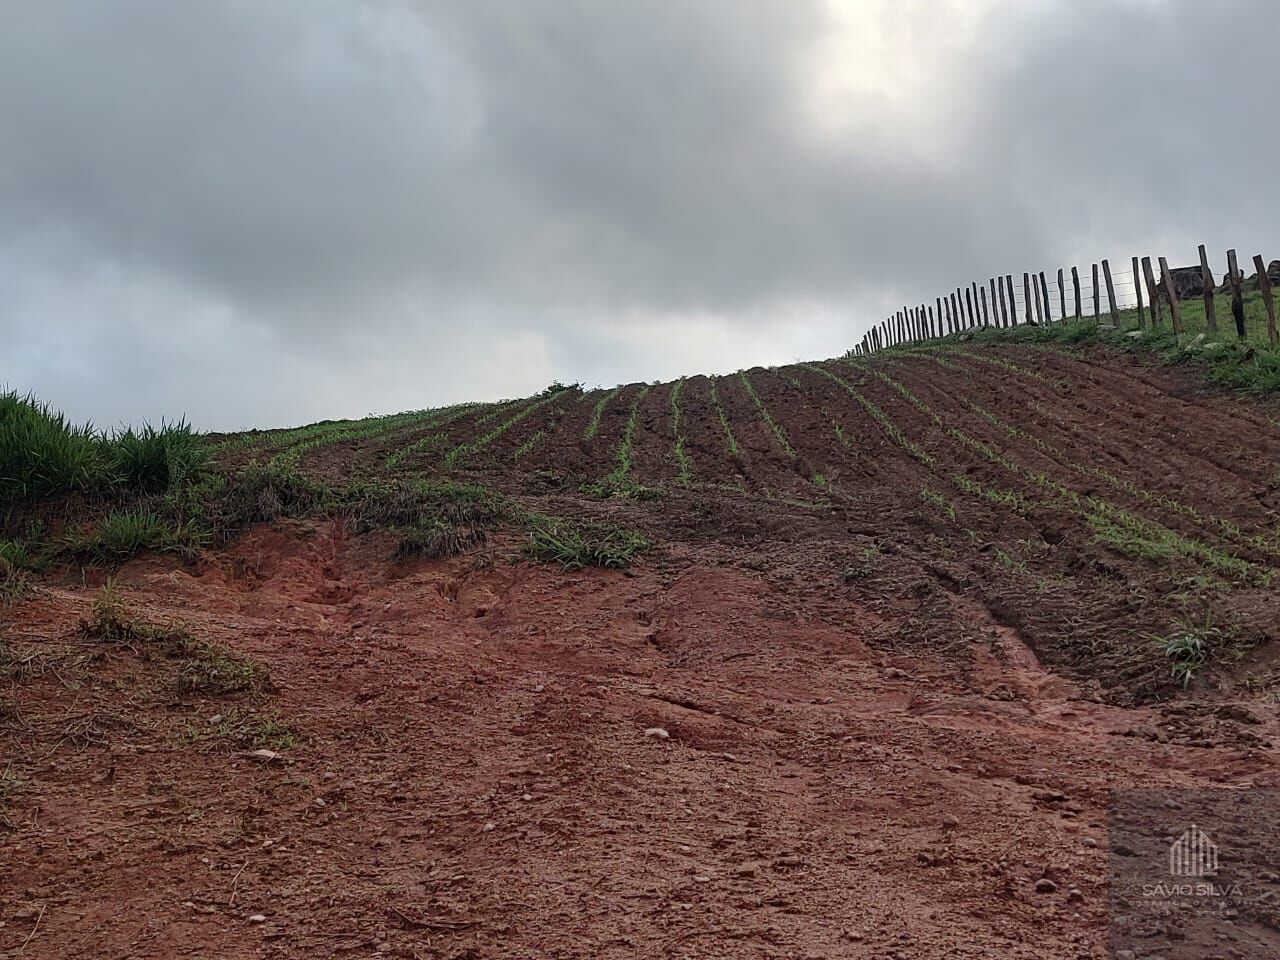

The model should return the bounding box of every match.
[693,874,711,883]
[533,683,545,693]
[1082,837,1097,848]
[482,822,495,833]
[521,793,533,802]
[1068,887,1084,903]
[1034,878,1058,894]
[644,727,670,740]
[248,914,267,923]
[941,814,960,829]
[208,714,223,725]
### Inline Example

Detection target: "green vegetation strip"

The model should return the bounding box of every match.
[584,386,624,441]
[847,363,1261,583]
[2,390,207,509]
[669,380,693,484]
[738,372,796,458]
[443,387,578,468]
[897,356,1280,562]
[609,385,651,485]
[269,405,476,472]
[707,379,741,456]
[384,405,484,470]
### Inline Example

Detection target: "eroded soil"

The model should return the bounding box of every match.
[6,343,1280,957]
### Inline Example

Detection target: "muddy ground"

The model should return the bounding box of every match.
[4,343,1280,957]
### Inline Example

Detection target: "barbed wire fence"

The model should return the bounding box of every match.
[855,245,1280,356]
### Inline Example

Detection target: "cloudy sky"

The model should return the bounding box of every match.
[3,0,1278,430]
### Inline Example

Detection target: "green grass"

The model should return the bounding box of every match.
[268,407,460,472]
[184,708,296,751]
[444,387,572,468]
[597,385,651,492]
[523,517,648,571]
[669,380,693,485]
[802,364,935,466]
[0,556,31,607]
[109,421,208,493]
[68,507,190,564]
[870,283,1280,397]
[1155,623,1215,689]
[919,485,956,520]
[80,581,269,695]
[738,372,796,458]
[707,379,741,456]
[1,392,210,511]
[0,390,103,507]
[584,386,624,441]
[382,405,485,470]
[395,520,485,561]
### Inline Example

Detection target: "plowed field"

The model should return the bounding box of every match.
[5,342,1280,958]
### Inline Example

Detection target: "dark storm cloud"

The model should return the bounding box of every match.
[1,1,1278,428]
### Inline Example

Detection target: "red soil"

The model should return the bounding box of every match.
[5,343,1280,957]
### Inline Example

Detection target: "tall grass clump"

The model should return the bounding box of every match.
[1,390,103,507]
[2,391,208,510]
[109,421,208,493]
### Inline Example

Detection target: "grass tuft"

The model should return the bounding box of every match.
[524,518,648,571]
[79,582,269,695]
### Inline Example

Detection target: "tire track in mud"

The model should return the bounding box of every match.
[797,358,1268,692]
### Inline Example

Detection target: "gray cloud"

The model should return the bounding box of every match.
[2,0,1278,429]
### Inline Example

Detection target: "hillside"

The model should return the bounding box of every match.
[5,331,1280,958]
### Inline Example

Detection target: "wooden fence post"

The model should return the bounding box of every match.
[1132,256,1145,328]
[1158,257,1184,334]
[996,276,1007,327]
[1253,254,1278,348]
[963,287,975,328]
[1057,268,1066,319]
[1006,275,1015,326]
[953,292,963,332]
[1227,249,1246,338]
[1022,273,1033,325]
[936,297,945,336]
[1101,259,1119,325]
[979,285,989,327]
[1091,263,1101,323]
[1039,272,1052,324]
[1071,267,1081,321]
[1198,244,1218,335]
[1032,274,1044,324]
[970,282,982,326]
[987,279,997,328]
[1142,257,1162,326]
